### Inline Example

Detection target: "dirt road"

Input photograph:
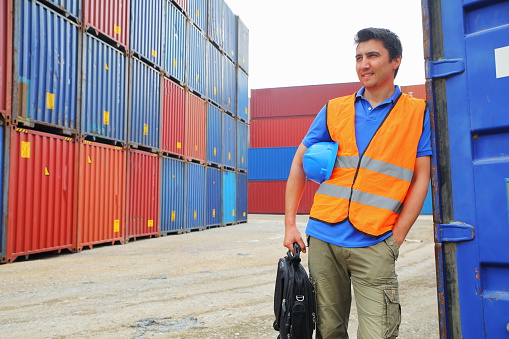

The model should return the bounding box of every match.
[0,215,439,338]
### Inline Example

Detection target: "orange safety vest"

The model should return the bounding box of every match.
[309,93,426,236]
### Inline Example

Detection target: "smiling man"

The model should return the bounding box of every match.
[284,28,431,338]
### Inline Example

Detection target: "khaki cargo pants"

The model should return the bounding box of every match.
[308,235,401,339]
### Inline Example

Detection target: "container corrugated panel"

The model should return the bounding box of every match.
[207,0,223,48]
[237,17,248,74]
[161,78,186,156]
[250,82,361,119]
[223,3,237,62]
[248,147,297,181]
[420,183,432,215]
[83,0,129,49]
[77,141,126,251]
[207,103,222,166]
[0,0,12,120]
[161,156,185,234]
[401,84,426,100]
[237,68,248,122]
[248,181,319,215]
[127,150,160,239]
[236,172,247,223]
[6,128,77,263]
[206,167,221,226]
[129,57,161,150]
[185,91,206,162]
[250,116,316,148]
[164,1,186,84]
[188,0,207,32]
[82,34,127,143]
[236,120,248,172]
[172,0,188,13]
[130,0,163,68]
[185,162,205,230]
[13,0,79,132]
[221,169,236,224]
[222,113,236,168]
[222,56,237,115]
[0,123,5,259]
[39,0,81,20]
[207,41,223,106]
[187,23,207,97]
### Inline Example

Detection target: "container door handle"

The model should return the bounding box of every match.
[436,222,474,242]
[426,59,465,79]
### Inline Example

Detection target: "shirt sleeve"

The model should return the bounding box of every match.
[417,107,432,157]
[302,105,333,148]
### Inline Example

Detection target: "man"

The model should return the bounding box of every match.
[284,28,431,338]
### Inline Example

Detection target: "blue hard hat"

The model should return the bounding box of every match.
[303,141,339,184]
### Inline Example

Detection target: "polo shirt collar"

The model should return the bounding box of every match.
[355,86,402,105]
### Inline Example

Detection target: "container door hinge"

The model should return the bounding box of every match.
[436,222,475,242]
[426,59,465,79]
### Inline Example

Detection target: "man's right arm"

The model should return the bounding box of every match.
[283,143,308,253]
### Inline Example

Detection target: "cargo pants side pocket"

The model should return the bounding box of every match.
[382,287,401,338]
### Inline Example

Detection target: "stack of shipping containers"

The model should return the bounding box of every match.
[0,0,249,263]
[248,83,432,215]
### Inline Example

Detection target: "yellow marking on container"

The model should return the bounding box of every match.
[64,137,73,142]
[195,145,198,151]
[21,141,31,158]
[228,152,231,160]
[196,74,199,83]
[144,123,149,135]
[114,220,120,232]
[195,9,200,17]
[84,140,92,144]
[177,142,182,149]
[232,209,235,217]
[115,147,122,150]
[193,210,197,220]
[148,219,154,227]
[87,156,93,164]
[171,211,176,222]
[231,50,235,57]
[16,128,28,133]
[212,209,216,218]
[46,92,55,110]
[152,153,158,157]
[44,167,50,176]
[172,174,176,178]
[244,107,248,114]
[213,86,217,95]
[114,25,121,35]
[243,212,246,217]
[103,111,110,125]
[105,63,109,70]
[241,156,244,163]
[152,49,157,57]
[228,97,231,105]
[213,147,217,156]
[174,58,178,69]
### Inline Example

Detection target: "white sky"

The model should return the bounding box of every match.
[225,0,427,90]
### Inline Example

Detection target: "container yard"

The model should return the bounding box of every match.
[0,0,250,263]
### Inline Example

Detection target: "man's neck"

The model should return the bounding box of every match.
[363,84,396,108]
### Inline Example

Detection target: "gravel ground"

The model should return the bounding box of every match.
[0,214,439,338]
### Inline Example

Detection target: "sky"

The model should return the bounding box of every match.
[225,0,427,90]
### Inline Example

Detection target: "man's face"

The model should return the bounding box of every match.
[355,39,401,90]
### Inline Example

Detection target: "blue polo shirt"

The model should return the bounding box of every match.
[302,86,432,248]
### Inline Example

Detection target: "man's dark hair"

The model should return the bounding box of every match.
[355,28,403,78]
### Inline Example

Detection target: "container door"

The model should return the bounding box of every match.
[424,0,509,337]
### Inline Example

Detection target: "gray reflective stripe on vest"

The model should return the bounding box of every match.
[335,155,414,182]
[316,184,402,213]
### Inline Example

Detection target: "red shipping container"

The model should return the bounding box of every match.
[6,128,77,263]
[83,0,130,49]
[248,180,319,215]
[0,0,12,119]
[172,0,188,13]
[250,116,316,148]
[126,149,160,239]
[161,77,186,156]
[77,141,126,251]
[250,82,361,119]
[401,84,426,100]
[185,91,206,163]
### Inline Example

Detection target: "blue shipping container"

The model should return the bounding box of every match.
[222,169,236,224]
[237,17,249,74]
[222,113,236,169]
[207,103,222,166]
[13,0,79,131]
[165,1,186,84]
[248,147,297,181]
[424,0,509,337]
[207,41,223,106]
[206,167,221,226]
[420,184,432,215]
[129,57,161,150]
[82,34,127,142]
[161,157,185,234]
[236,172,247,223]
[222,56,236,115]
[185,162,205,230]
[237,120,248,172]
[237,68,249,122]
[189,0,207,32]
[41,0,81,21]
[130,0,163,68]
[187,23,207,97]
[223,3,237,62]
[207,0,223,48]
